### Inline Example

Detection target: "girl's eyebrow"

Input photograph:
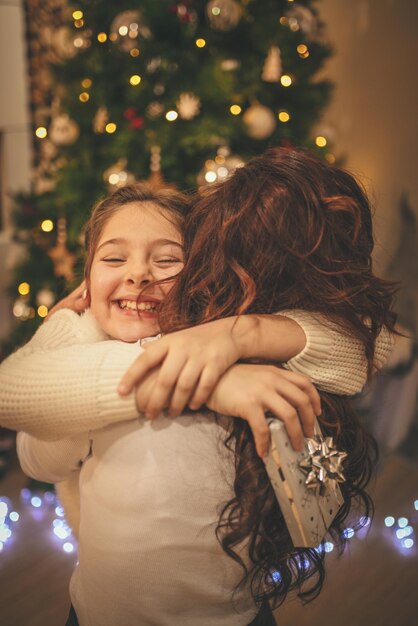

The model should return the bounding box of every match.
[96,237,183,252]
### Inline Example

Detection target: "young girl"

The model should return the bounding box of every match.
[2,151,393,624]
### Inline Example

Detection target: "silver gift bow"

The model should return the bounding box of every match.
[299,435,347,496]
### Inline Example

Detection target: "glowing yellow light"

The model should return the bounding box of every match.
[315,135,327,147]
[79,92,90,102]
[326,153,336,164]
[279,17,288,26]
[166,110,178,121]
[278,111,290,122]
[195,38,206,48]
[74,19,84,28]
[81,78,92,88]
[109,33,117,42]
[41,219,54,232]
[300,51,310,59]
[280,74,293,87]
[72,10,83,20]
[205,171,217,183]
[289,18,299,31]
[230,104,242,115]
[37,305,49,318]
[119,26,128,36]
[35,126,47,139]
[215,155,225,164]
[18,282,30,296]
[73,37,84,48]
[297,44,308,54]
[105,123,117,134]
[129,74,141,86]
[212,7,221,16]
[205,160,216,169]
[130,48,140,57]
[97,32,107,43]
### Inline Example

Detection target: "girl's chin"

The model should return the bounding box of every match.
[114,321,160,343]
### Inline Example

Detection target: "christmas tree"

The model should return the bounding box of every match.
[6,0,333,354]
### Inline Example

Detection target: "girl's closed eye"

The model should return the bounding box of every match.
[155,257,182,265]
[103,257,125,263]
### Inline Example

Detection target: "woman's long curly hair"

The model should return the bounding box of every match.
[159,147,397,608]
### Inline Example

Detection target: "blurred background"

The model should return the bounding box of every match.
[0,1,417,624]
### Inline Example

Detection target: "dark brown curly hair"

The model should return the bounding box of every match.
[159,147,396,608]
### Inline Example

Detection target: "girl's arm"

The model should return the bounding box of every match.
[16,431,91,483]
[0,309,141,439]
[118,312,394,418]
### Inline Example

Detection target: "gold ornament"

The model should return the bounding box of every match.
[242,103,277,140]
[93,107,109,133]
[48,218,76,281]
[287,4,318,40]
[262,46,282,82]
[197,146,244,187]
[206,0,242,31]
[176,93,201,120]
[103,159,135,191]
[110,11,152,51]
[49,114,79,146]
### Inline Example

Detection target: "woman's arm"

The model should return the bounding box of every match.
[17,431,91,483]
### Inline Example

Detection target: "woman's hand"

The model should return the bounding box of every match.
[118,318,246,418]
[45,282,90,320]
[206,364,320,458]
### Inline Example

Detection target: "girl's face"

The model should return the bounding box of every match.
[89,202,184,342]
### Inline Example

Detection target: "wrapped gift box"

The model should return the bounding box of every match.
[263,419,346,548]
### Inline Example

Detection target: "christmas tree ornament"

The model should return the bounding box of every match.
[287,4,318,39]
[221,59,240,71]
[197,146,244,186]
[150,145,161,175]
[243,103,277,140]
[12,297,32,320]
[170,2,198,26]
[103,160,135,190]
[48,218,76,281]
[206,0,242,31]
[42,26,77,60]
[93,107,109,134]
[262,46,282,82]
[176,93,201,120]
[49,114,79,146]
[111,10,152,51]
[36,288,55,308]
[146,102,164,119]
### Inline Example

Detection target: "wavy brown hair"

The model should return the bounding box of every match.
[159,147,396,607]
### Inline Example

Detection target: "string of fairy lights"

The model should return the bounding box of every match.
[0,489,417,560]
[14,0,334,321]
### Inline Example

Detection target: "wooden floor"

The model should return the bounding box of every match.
[0,453,417,626]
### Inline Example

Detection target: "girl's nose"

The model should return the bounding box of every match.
[125,262,153,286]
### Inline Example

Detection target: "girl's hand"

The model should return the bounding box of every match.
[45,282,90,320]
[206,364,319,458]
[118,318,245,418]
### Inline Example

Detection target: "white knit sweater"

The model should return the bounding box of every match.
[0,308,393,440]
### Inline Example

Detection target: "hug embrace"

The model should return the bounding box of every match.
[0,147,395,625]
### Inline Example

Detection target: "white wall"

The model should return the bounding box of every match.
[0,0,32,339]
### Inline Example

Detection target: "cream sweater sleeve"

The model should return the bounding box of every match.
[17,431,91,483]
[0,309,140,439]
[280,310,394,395]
